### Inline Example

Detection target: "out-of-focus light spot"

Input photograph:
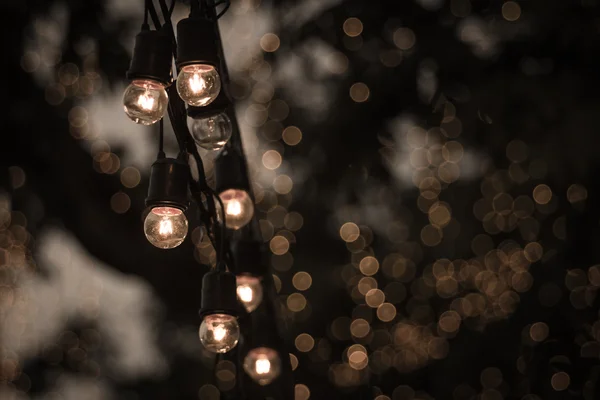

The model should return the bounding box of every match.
[260,33,280,52]
[340,222,360,242]
[295,384,310,400]
[343,17,363,37]
[259,219,274,242]
[377,303,396,322]
[120,166,141,188]
[350,82,370,102]
[282,126,302,146]
[524,242,543,262]
[533,184,552,204]
[506,140,528,163]
[198,384,220,400]
[567,184,587,204]
[325,51,349,74]
[380,49,402,67]
[244,103,268,127]
[529,322,549,342]
[58,63,80,86]
[290,353,299,371]
[272,274,282,293]
[45,83,66,105]
[272,252,293,272]
[9,166,26,189]
[442,141,464,163]
[110,192,130,214]
[270,235,289,255]
[262,150,282,170]
[269,99,289,121]
[428,202,452,227]
[480,367,503,389]
[375,396,391,400]
[21,51,40,72]
[284,212,304,231]
[439,310,461,333]
[365,288,385,308]
[347,344,368,370]
[273,175,293,194]
[502,1,522,21]
[293,272,312,291]
[393,28,416,50]
[359,256,379,276]
[295,334,315,352]
[421,224,443,246]
[350,318,370,338]
[551,372,570,391]
[358,277,378,295]
[287,293,307,312]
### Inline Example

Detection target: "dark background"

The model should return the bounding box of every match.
[3,0,600,399]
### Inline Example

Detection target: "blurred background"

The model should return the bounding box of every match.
[3,0,600,399]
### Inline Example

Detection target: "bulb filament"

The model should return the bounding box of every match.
[189,73,206,94]
[237,285,253,303]
[213,325,227,341]
[226,200,242,216]
[255,359,271,374]
[138,92,155,110]
[159,219,173,235]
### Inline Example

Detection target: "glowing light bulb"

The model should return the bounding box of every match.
[243,347,281,386]
[144,207,188,249]
[187,112,232,150]
[236,275,263,312]
[219,189,254,230]
[123,79,168,125]
[176,64,221,107]
[199,313,240,353]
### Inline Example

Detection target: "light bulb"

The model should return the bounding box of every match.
[243,347,281,386]
[123,79,168,125]
[144,207,188,249]
[199,313,240,353]
[176,64,221,107]
[236,275,263,313]
[187,112,232,150]
[219,189,254,230]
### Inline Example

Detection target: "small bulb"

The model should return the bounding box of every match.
[219,189,254,230]
[188,112,232,151]
[243,347,281,386]
[176,64,221,107]
[199,313,240,353]
[236,275,263,313]
[144,207,188,249]
[123,79,169,125]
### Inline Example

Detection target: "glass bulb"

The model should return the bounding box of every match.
[219,189,254,230]
[243,347,281,386]
[199,313,240,353]
[123,79,168,125]
[144,207,188,249]
[236,275,263,313]
[188,112,232,151]
[176,64,221,107]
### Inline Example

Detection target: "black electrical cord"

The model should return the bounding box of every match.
[157,118,165,158]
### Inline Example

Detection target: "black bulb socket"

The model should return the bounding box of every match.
[231,239,267,276]
[126,29,173,86]
[176,17,220,68]
[145,157,190,211]
[199,270,239,317]
[214,148,250,194]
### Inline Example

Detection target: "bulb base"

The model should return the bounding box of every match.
[232,240,267,276]
[176,17,220,68]
[214,148,250,194]
[127,30,173,85]
[145,158,190,210]
[199,270,239,317]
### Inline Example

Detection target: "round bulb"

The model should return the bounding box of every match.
[236,275,263,313]
[219,189,254,230]
[176,64,221,107]
[243,347,281,386]
[188,112,232,150]
[144,207,188,249]
[123,79,168,125]
[199,313,240,353]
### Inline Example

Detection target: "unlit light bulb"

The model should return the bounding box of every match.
[199,313,240,353]
[176,64,221,107]
[243,347,281,385]
[188,112,232,150]
[144,207,188,249]
[219,189,254,230]
[236,275,263,313]
[123,79,168,125]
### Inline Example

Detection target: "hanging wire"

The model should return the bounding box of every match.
[157,119,165,158]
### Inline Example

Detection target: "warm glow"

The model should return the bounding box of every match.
[237,285,253,303]
[226,199,242,216]
[158,219,173,235]
[255,358,271,374]
[189,73,206,93]
[137,92,155,110]
[213,325,227,341]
